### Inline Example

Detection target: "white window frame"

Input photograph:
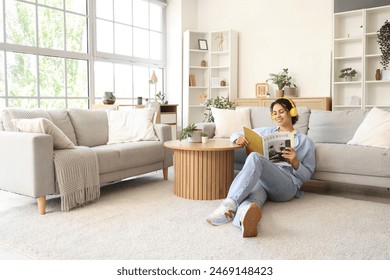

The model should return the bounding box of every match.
[0,0,167,109]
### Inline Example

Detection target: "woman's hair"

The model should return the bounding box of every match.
[270,98,299,125]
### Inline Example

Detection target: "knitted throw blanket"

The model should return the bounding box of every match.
[53,147,100,211]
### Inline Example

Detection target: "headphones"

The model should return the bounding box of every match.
[270,97,298,120]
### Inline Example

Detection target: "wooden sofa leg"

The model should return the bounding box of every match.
[37,196,46,215]
[163,167,168,180]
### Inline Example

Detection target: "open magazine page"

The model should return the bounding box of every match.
[243,127,294,166]
[262,132,293,166]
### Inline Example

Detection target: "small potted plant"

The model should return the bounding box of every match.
[339,67,357,81]
[378,20,390,80]
[266,68,296,97]
[203,96,234,123]
[201,132,208,143]
[179,123,201,142]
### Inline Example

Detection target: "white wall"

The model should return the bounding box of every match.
[166,0,334,127]
[195,0,333,98]
[166,0,198,128]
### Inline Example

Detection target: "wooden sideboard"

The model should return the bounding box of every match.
[234,97,331,111]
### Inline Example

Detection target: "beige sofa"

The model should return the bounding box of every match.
[0,108,173,214]
[197,107,390,190]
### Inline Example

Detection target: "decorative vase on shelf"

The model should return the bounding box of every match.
[381,69,390,81]
[102,92,116,104]
[375,69,382,80]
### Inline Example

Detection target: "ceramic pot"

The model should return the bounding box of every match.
[381,69,390,81]
[201,136,208,143]
[275,90,284,98]
[284,87,297,97]
[187,130,202,143]
[102,92,116,105]
[344,76,352,82]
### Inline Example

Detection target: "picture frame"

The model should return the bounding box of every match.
[198,39,208,50]
[256,83,269,98]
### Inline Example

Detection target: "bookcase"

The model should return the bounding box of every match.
[183,30,238,126]
[332,5,390,110]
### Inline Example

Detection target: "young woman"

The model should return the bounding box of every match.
[207,97,316,237]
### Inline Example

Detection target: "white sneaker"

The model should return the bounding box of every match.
[207,198,237,226]
[240,203,262,238]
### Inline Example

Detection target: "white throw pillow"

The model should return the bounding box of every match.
[107,108,158,144]
[347,107,390,149]
[212,107,252,138]
[13,118,75,150]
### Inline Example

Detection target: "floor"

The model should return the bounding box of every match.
[0,177,389,260]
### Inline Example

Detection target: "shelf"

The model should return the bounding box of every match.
[365,32,379,37]
[332,5,390,110]
[189,49,208,54]
[211,51,230,55]
[365,54,381,58]
[365,80,390,83]
[189,66,208,69]
[334,81,362,85]
[334,56,362,60]
[334,37,362,43]
[183,29,238,126]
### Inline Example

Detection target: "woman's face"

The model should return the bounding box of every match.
[271,103,292,126]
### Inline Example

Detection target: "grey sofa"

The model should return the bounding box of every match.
[0,108,173,214]
[196,107,390,189]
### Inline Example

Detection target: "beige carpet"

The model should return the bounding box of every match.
[0,171,389,260]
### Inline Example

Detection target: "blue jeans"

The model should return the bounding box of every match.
[228,152,299,228]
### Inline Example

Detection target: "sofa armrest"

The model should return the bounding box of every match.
[195,123,216,138]
[153,124,173,168]
[0,131,55,198]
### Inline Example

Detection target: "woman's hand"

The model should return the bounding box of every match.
[236,136,249,146]
[282,147,300,170]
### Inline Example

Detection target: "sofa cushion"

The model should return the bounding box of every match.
[1,108,52,131]
[91,141,164,174]
[347,107,390,149]
[12,118,75,150]
[212,107,251,138]
[47,110,77,145]
[314,143,390,177]
[107,108,158,144]
[308,109,369,143]
[237,106,311,134]
[294,107,311,134]
[68,109,108,147]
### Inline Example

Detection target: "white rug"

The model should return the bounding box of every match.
[0,171,389,260]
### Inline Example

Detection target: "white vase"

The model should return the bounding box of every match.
[187,130,202,143]
[201,136,208,143]
[381,69,390,81]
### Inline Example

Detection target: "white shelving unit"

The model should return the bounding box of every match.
[332,5,390,110]
[183,30,238,126]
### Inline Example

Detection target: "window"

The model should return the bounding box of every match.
[94,0,165,104]
[0,0,166,110]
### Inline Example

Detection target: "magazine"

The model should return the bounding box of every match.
[243,127,295,165]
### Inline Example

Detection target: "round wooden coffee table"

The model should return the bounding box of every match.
[164,139,242,200]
